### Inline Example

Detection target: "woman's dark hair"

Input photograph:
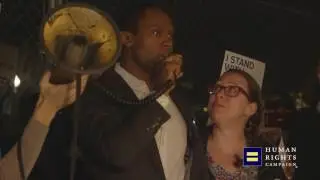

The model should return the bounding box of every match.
[210,69,264,146]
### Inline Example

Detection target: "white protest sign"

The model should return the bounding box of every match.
[220,50,266,87]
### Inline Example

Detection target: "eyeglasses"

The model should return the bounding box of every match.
[208,84,250,100]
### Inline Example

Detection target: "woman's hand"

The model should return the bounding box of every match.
[34,71,89,126]
[37,71,88,110]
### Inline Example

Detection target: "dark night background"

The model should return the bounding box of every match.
[0,0,319,103]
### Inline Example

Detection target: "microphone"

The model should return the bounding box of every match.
[166,47,183,80]
[158,47,173,61]
[168,47,174,55]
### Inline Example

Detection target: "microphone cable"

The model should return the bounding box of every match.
[94,80,174,105]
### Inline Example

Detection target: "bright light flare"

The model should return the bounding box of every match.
[13,75,21,88]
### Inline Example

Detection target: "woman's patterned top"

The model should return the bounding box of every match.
[207,153,258,180]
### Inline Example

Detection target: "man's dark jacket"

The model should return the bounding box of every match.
[29,68,209,180]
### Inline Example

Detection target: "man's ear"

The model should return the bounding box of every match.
[120,31,134,47]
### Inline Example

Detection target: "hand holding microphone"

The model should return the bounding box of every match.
[151,53,183,95]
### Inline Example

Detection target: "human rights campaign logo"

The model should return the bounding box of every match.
[243,147,262,166]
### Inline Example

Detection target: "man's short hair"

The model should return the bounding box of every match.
[116,3,172,34]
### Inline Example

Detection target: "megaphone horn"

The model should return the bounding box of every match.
[40,3,122,84]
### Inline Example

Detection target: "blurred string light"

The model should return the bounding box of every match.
[12,74,21,93]
[13,75,21,88]
[203,107,208,112]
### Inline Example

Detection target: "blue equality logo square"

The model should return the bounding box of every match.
[243,147,262,167]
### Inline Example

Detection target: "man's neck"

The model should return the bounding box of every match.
[119,57,151,87]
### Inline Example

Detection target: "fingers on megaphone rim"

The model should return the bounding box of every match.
[70,75,89,89]
[81,75,89,85]
[40,71,52,85]
[65,75,88,95]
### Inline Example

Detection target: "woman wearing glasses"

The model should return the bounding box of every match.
[202,69,288,180]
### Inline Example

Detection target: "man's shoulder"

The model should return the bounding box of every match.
[81,81,119,110]
[81,68,121,100]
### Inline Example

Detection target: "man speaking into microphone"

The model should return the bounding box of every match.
[67,3,209,180]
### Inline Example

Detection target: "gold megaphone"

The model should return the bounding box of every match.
[40,3,121,83]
